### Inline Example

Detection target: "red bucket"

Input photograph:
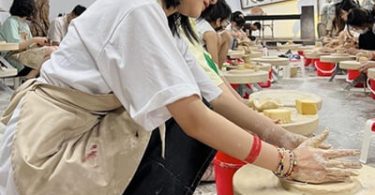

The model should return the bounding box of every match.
[258,69,272,88]
[368,79,375,99]
[214,152,246,195]
[347,70,364,88]
[315,59,336,77]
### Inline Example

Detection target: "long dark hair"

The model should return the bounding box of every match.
[347,8,375,28]
[332,0,359,34]
[10,0,36,17]
[199,0,232,23]
[165,0,198,43]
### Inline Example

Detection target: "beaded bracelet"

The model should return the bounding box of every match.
[274,148,297,178]
[245,135,262,164]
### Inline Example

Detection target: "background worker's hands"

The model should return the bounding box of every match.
[280,132,331,150]
[290,130,362,184]
[33,37,49,46]
[359,61,375,72]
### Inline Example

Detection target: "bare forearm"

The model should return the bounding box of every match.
[168,96,279,171]
[211,85,290,147]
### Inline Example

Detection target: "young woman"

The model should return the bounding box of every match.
[0,0,56,78]
[329,0,359,36]
[195,0,232,69]
[29,0,50,37]
[0,0,361,195]
[346,8,375,71]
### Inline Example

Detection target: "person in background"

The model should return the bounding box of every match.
[0,0,56,78]
[47,4,86,46]
[229,11,247,42]
[195,0,232,69]
[329,0,359,36]
[243,22,261,41]
[318,0,332,38]
[345,8,375,71]
[29,0,50,37]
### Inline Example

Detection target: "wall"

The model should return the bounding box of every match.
[227,0,319,39]
[49,0,95,18]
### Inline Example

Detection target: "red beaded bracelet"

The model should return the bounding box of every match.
[245,135,262,163]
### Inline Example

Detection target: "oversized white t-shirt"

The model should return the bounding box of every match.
[195,19,215,46]
[39,0,222,131]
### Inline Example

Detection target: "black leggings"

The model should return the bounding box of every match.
[123,117,216,195]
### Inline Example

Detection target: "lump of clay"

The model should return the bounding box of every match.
[263,108,292,124]
[253,99,283,112]
[280,178,362,195]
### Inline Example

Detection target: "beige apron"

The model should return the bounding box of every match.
[1,80,151,195]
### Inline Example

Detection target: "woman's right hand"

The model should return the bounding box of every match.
[33,37,48,46]
[359,61,375,72]
[290,130,362,184]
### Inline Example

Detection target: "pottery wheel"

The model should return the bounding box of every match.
[260,107,319,136]
[339,61,362,70]
[320,55,356,63]
[233,165,375,195]
[252,57,289,66]
[277,44,303,50]
[0,42,19,51]
[222,70,269,84]
[249,90,322,109]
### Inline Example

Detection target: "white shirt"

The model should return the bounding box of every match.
[195,19,215,46]
[47,15,68,44]
[39,0,221,131]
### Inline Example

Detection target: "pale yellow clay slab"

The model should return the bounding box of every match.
[0,42,18,51]
[260,107,319,136]
[252,57,289,66]
[234,165,375,195]
[320,55,356,63]
[250,90,322,110]
[340,61,362,70]
[367,68,375,79]
[222,70,269,84]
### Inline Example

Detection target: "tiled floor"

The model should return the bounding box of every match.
[1,67,375,194]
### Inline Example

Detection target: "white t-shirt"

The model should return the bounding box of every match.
[195,19,215,46]
[47,15,69,44]
[39,0,222,131]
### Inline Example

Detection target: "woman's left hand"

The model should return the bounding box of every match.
[281,132,331,150]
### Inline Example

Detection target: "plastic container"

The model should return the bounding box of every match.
[314,59,336,77]
[214,152,246,195]
[347,69,364,88]
[258,69,272,88]
[368,79,375,100]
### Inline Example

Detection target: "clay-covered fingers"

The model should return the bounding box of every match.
[326,168,359,177]
[323,149,360,159]
[301,129,329,148]
[325,160,362,169]
[318,142,332,149]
